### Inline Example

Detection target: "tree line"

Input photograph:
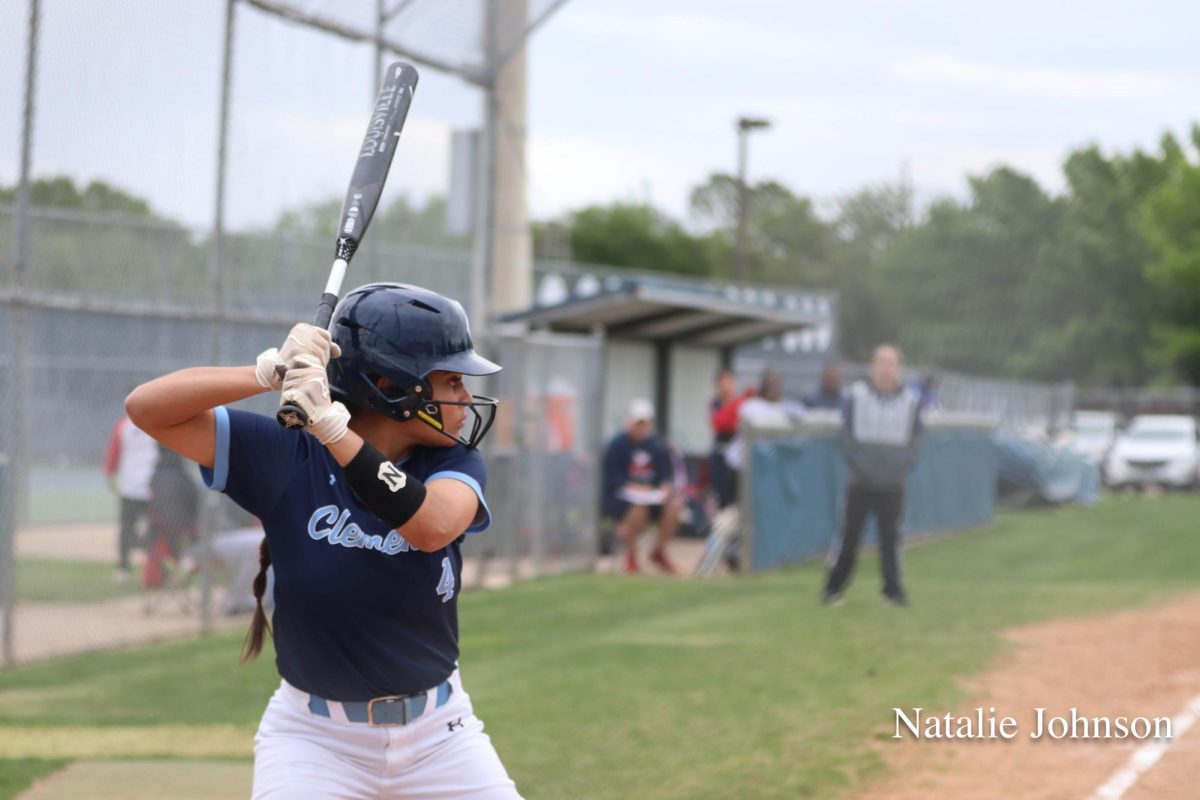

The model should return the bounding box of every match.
[7,125,1200,386]
[536,127,1200,387]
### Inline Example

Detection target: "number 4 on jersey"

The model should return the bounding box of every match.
[437,557,456,603]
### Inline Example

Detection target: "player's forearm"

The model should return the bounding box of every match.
[324,428,363,467]
[323,432,470,551]
[126,366,266,430]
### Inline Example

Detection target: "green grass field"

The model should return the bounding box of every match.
[26,468,115,526]
[1,495,1198,799]
[15,560,143,604]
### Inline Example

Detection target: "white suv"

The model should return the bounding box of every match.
[1104,415,1199,490]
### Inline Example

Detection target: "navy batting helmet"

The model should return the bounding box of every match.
[327,283,501,448]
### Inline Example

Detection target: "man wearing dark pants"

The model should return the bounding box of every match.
[822,345,922,607]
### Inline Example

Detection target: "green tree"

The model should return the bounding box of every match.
[531,218,573,261]
[873,167,1061,377]
[1139,127,1200,384]
[374,195,470,248]
[0,176,199,298]
[273,194,469,249]
[689,173,837,285]
[273,197,342,239]
[1016,144,1167,385]
[0,175,155,216]
[565,202,714,277]
[831,180,914,360]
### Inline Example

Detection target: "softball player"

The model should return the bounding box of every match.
[127,283,521,799]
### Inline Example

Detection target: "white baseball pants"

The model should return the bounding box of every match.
[252,670,522,799]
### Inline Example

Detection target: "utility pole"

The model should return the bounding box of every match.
[734,116,770,282]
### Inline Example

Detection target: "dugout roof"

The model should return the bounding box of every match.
[503,277,824,347]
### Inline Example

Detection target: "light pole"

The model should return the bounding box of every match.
[734,116,771,282]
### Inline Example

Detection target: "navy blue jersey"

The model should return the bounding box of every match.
[200,407,490,701]
[601,432,671,503]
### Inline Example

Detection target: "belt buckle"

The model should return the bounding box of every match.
[367,695,409,727]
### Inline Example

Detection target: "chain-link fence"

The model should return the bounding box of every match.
[0,0,580,666]
[1076,387,1200,419]
[0,201,603,668]
[464,329,603,587]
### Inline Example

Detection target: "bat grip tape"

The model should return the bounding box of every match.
[313,293,339,329]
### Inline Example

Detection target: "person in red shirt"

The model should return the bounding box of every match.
[709,368,755,510]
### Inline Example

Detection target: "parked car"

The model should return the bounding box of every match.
[1062,410,1120,465]
[1104,415,1200,490]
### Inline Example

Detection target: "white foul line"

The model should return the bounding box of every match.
[1087,693,1200,800]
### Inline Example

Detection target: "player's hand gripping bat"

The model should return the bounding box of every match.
[276,61,420,429]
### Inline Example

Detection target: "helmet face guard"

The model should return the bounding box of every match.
[366,373,499,449]
[413,394,499,450]
[326,283,503,449]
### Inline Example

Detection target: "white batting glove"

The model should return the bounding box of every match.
[255,323,342,390]
[278,323,342,370]
[280,365,351,445]
[254,347,285,390]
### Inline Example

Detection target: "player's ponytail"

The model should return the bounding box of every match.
[240,537,273,663]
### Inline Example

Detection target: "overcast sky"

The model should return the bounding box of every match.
[2,0,1199,231]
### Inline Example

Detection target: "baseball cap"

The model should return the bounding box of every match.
[627,398,655,423]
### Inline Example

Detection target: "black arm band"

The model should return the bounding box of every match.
[344,442,428,529]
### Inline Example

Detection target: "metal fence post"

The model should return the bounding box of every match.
[0,0,41,668]
[738,423,756,574]
[196,0,239,635]
[527,334,548,577]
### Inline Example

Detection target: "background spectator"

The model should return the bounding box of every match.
[209,523,274,616]
[142,444,201,590]
[803,362,844,410]
[723,369,807,472]
[602,398,683,574]
[706,369,806,573]
[103,410,159,582]
[709,368,755,510]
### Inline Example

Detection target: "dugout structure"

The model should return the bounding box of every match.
[506,274,837,452]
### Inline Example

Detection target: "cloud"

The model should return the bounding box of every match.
[892,54,1182,99]
[555,7,830,61]
[527,134,701,219]
[907,142,1069,195]
[225,107,452,228]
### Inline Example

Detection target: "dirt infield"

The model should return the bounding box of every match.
[11,522,248,664]
[15,523,118,563]
[858,591,1200,800]
[18,760,251,800]
[12,595,248,665]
